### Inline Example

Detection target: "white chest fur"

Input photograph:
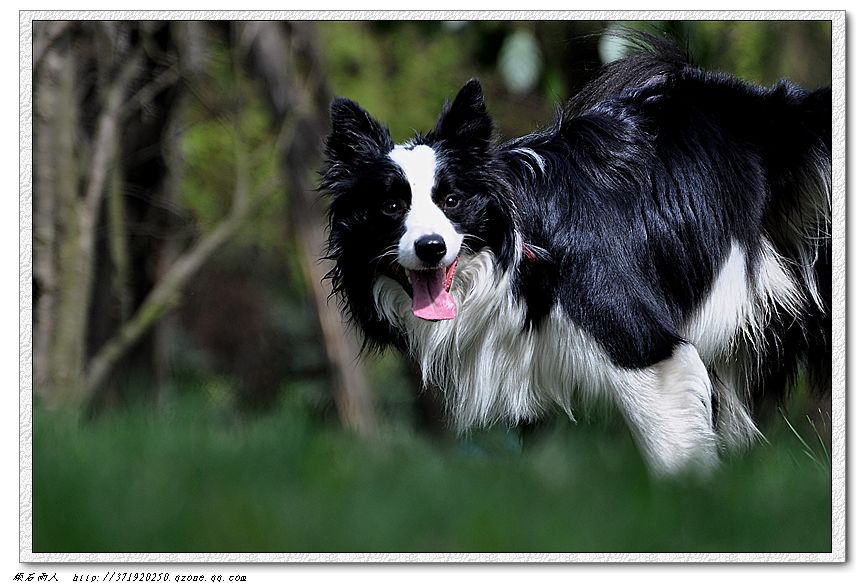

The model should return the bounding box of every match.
[371,248,755,475]
[373,250,609,430]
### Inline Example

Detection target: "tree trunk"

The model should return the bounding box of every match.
[238,21,377,436]
[32,25,62,399]
[34,33,90,407]
[34,23,142,409]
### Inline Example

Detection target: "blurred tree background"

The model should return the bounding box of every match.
[30,19,834,553]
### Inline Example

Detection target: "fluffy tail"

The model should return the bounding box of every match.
[760,84,831,403]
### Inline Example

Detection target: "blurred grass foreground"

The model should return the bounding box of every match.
[30,20,833,555]
[34,392,830,553]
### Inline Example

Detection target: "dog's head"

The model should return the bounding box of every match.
[321,80,514,323]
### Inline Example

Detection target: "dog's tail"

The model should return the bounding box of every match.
[564,31,690,117]
[759,84,832,404]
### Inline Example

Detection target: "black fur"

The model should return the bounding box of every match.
[320,35,830,410]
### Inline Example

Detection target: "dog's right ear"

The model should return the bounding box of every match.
[326,97,394,162]
[434,79,493,148]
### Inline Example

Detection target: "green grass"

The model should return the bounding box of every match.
[32,392,831,554]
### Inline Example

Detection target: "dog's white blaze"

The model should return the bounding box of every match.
[373,248,728,475]
[389,144,463,269]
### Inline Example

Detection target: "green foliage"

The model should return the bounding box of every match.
[33,393,831,553]
[181,120,235,228]
[690,21,832,88]
[179,31,285,254]
[598,20,831,89]
[320,22,474,142]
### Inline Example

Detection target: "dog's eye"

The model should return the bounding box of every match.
[381,199,406,217]
[442,194,462,210]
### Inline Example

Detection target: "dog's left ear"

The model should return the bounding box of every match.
[434,79,492,147]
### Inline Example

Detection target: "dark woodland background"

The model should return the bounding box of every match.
[31,19,834,553]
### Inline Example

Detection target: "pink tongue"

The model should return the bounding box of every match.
[411,268,456,321]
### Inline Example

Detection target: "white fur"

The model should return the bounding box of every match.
[373,225,812,474]
[684,239,804,363]
[752,237,806,341]
[711,347,763,453]
[373,248,725,475]
[681,238,806,452]
[374,249,541,427]
[609,342,719,475]
[389,144,463,269]
[684,242,753,362]
[513,147,546,178]
[791,152,831,311]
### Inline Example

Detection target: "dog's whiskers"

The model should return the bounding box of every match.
[461,234,488,247]
[370,245,400,271]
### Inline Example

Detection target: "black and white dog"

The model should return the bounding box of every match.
[320,37,831,475]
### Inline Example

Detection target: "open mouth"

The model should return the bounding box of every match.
[389,258,459,321]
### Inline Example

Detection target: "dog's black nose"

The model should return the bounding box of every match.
[414,235,447,264]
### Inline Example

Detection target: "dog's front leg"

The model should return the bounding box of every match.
[609,342,720,477]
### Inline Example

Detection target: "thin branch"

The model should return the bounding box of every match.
[84,133,282,396]
[107,150,133,323]
[120,64,181,121]
[82,48,144,220]
[230,39,251,217]
[33,21,73,69]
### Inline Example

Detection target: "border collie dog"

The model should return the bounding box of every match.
[320,38,830,475]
